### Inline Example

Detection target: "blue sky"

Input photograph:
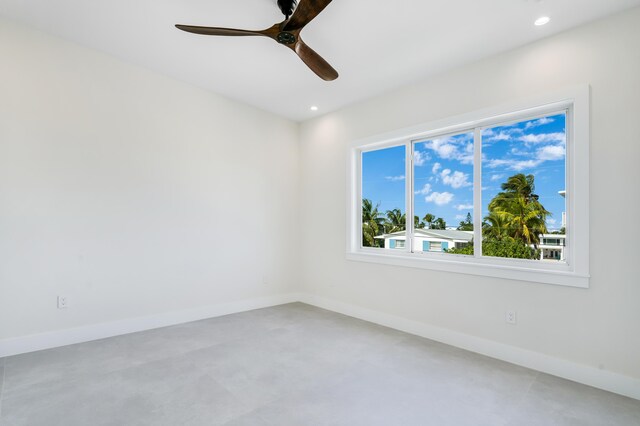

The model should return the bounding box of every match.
[362,113,566,230]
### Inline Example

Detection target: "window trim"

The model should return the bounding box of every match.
[347,86,590,288]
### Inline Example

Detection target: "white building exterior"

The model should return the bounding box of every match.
[537,189,567,261]
[539,234,566,261]
[376,229,566,261]
[375,229,473,253]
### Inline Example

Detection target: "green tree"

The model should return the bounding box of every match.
[384,208,406,233]
[362,198,384,247]
[423,213,435,229]
[414,216,426,229]
[457,212,473,231]
[432,217,447,230]
[482,211,510,240]
[487,173,550,247]
[446,237,540,259]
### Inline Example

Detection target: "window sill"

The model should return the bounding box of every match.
[346,250,589,288]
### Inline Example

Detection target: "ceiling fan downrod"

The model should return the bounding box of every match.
[277,0,297,19]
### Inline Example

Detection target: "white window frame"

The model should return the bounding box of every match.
[346,86,590,288]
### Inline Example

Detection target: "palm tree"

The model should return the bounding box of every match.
[384,208,406,233]
[487,174,550,247]
[362,199,384,247]
[482,211,510,240]
[423,213,435,229]
[432,217,447,230]
[499,173,536,200]
[504,197,548,246]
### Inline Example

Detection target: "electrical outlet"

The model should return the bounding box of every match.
[57,296,69,309]
[505,310,517,325]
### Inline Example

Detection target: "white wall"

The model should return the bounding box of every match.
[1,6,639,396]
[299,7,640,382]
[0,18,300,340]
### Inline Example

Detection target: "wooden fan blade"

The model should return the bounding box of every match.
[175,24,265,37]
[282,0,333,31]
[294,39,338,81]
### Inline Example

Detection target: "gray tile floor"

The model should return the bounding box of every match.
[1,303,638,425]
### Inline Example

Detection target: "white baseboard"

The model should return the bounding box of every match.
[2,291,638,401]
[0,293,301,358]
[297,293,640,401]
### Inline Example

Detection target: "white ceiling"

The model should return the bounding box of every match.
[1,0,639,121]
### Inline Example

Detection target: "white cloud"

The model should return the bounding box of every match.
[455,204,474,211]
[441,169,471,189]
[422,137,473,164]
[537,145,565,161]
[485,141,565,171]
[385,175,405,182]
[426,191,454,206]
[490,174,505,182]
[510,147,532,157]
[547,218,557,225]
[485,131,512,142]
[525,117,554,129]
[431,139,457,158]
[459,154,474,165]
[431,162,442,174]
[455,215,466,220]
[483,126,524,142]
[519,132,565,144]
[415,183,432,195]
[413,150,430,166]
[486,158,542,171]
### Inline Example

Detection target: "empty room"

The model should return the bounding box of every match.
[1,0,639,424]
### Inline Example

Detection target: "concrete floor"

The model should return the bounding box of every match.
[0,303,638,425]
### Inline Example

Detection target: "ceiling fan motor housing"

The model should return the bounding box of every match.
[276,31,296,44]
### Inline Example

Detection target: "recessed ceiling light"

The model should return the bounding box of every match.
[535,16,550,26]
[310,106,319,111]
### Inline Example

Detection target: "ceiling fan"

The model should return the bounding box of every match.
[176,0,338,81]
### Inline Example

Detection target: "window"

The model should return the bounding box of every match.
[347,88,590,287]
[413,132,474,257]
[480,112,566,262]
[361,145,405,249]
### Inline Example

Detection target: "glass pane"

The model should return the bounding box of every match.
[361,145,406,249]
[481,113,566,261]
[412,132,474,255]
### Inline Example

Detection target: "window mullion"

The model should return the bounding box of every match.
[406,140,414,253]
[473,127,483,258]
[564,106,573,268]
[357,150,363,251]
